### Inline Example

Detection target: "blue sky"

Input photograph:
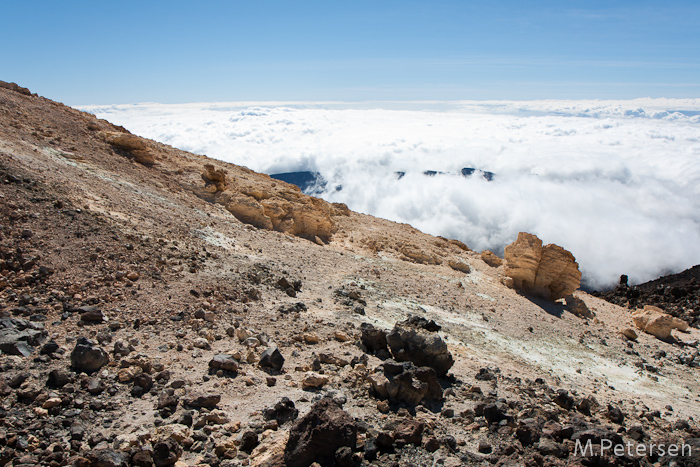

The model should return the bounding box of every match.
[3,0,699,104]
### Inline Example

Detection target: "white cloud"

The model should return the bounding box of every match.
[80,99,700,290]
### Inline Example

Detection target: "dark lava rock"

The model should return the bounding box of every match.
[259,346,284,371]
[284,397,357,467]
[515,420,541,446]
[594,264,700,327]
[571,427,623,446]
[386,318,454,376]
[658,438,700,466]
[605,404,625,424]
[277,277,302,297]
[184,393,220,409]
[47,369,73,388]
[360,323,388,354]
[277,302,307,314]
[475,367,498,381]
[237,430,259,453]
[87,378,106,395]
[134,373,154,392]
[403,315,441,332]
[86,448,129,467]
[536,438,568,458]
[0,317,47,356]
[576,395,597,415]
[8,371,29,388]
[369,359,442,405]
[553,389,574,410]
[40,340,59,355]
[70,337,109,373]
[483,402,508,424]
[263,397,299,424]
[152,438,182,466]
[79,306,104,323]
[209,353,239,372]
[335,446,354,467]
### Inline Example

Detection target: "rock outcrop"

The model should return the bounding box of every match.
[504,232,581,301]
[99,131,155,166]
[203,174,337,242]
[632,305,689,339]
[201,164,227,192]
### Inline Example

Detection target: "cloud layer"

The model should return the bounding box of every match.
[81,99,700,290]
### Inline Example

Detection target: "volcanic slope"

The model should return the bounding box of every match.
[0,83,699,466]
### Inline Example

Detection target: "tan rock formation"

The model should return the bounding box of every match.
[447,259,471,274]
[481,250,503,267]
[504,232,581,301]
[202,164,227,192]
[632,305,689,340]
[206,179,336,242]
[99,131,155,166]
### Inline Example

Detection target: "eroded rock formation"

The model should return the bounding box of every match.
[504,232,581,301]
[99,131,155,166]
[632,305,689,340]
[200,168,337,242]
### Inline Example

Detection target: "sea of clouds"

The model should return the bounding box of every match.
[80,99,700,290]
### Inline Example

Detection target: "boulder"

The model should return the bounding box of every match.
[504,232,581,300]
[385,318,454,376]
[284,398,357,467]
[70,337,109,373]
[209,353,239,372]
[258,346,284,371]
[632,305,689,340]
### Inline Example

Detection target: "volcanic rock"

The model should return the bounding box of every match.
[209,353,239,372]
[367,359,442,405]
[258,346,284,371]
[0,317,47,356]
[152,438,182,466]
[184,393,220,409]
[284,397,357,467]
[360,323,388,354]
[385,317,454,376]
[70,337,109,373]
[263,397,299,424]
[504,232,581,300]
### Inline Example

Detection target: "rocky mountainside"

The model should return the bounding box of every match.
[0,83,699,467]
